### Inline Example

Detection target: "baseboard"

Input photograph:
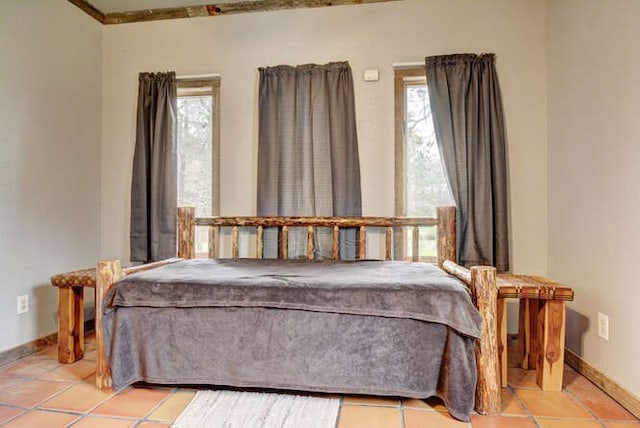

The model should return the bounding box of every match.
[0,319,95,367]
[565,349,640,419]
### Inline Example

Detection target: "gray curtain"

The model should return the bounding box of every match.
[130,72,178,263]
[257,61,362,258]
[425,54,510,271]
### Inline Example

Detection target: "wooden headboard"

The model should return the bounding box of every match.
[176,206,456,267]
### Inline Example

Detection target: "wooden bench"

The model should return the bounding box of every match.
[50,269,97,364]
[496,275,574,391]
[50,260,180,364]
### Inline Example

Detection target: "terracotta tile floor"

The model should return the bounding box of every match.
[0,335,637,427]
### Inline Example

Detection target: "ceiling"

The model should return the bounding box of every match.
[89,0,248,13]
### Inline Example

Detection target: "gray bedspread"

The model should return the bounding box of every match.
[103,259,481,421]
[108,259,481,338]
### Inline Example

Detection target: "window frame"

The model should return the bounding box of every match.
[394,67,428,218]
[176,77,221,257]
[176,77,221,218]
[395,67,448,262]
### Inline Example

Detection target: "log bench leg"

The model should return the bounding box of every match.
[57,286,84,364]
[497,298,507,387]
[518,299,540,370]
[536,300,566,391]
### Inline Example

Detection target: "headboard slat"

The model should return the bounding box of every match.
[307,226,315,261]
[332,226,340,260]
[256,226,264,259]
[358,226,366,260]
[280,226,289,259]
[385,227,392,260]
[232,226,239,259]
[412,226,420,262]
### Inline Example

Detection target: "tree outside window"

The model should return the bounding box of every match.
[395,68,454,260]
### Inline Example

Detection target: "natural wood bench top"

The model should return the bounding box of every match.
[51,268,96,288]
[497,274,574,301]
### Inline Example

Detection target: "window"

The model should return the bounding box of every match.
[394,67,454,260]
[177,77,220,256]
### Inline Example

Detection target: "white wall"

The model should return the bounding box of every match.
[547,0,640,397]
[0,1,102,352]
[101,0,548,280]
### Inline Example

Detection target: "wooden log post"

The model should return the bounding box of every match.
[208,226,218,259]
[177,207,195,259]
[358,226,366,260]
[57,285,84,364]
[232,226,239,259]
[280,226,289,259]
[256,226,264,259]
[307,226,315,261]
[437,206,456,268]
[536,300,566,391]
[385,226,392,261]
[412,226,419,262]
[519,299,540,370]
[470,266,501,415]
[95,260,123,390]
[497,297,508,387]
[332,226,340,260]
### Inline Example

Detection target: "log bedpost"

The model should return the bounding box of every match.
[437,206,456,268]
[470,265,501,415]
[95,260,123,390]
[177,206,195,259]
[443,261,501,415]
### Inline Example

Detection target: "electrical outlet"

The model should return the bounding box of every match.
[17,295,29,314]
[597,312,609,341]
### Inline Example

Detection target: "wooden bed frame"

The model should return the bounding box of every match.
[95,206,501,414]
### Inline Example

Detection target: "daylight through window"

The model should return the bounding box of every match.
[394,68,454,260]
[177,77,220,256]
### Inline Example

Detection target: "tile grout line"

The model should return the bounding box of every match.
[132,386,183,425]
[37,379,118,417]
[0,407,27,427]
[508,386,543,428]
[561,387,609,426]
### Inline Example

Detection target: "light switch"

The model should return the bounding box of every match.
[363,69,379,82]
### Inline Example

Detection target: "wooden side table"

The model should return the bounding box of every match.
[50,268,96,364]
[496,275,574,391]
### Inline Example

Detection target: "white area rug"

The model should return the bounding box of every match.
[172,390,341,428]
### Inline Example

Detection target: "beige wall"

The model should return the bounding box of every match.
[101,0,548,282]
[0,1,102,352]
[547,0,640,397]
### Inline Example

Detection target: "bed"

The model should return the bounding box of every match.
[95,207,501,421]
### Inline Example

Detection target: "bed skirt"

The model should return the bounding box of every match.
[104,305,477,421]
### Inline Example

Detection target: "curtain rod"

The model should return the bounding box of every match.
[392,62,425,68]
[177,73,221,80]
